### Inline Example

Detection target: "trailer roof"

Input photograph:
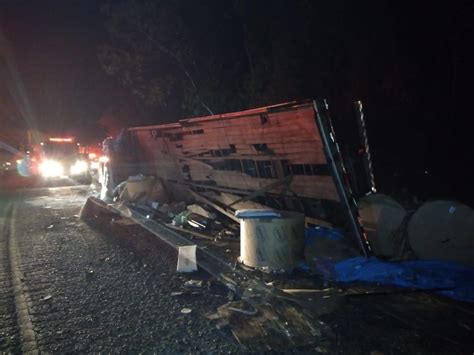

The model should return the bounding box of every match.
[127,99,314,132]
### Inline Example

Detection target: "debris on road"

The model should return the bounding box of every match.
[206,283,330,349]
[184,279,203,288]
[176,245,197,273]
[180,308,192,314]
[41,295,53,301]
[187,204,216,220]
[110,218,138,226]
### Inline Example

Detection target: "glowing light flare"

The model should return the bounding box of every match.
[49,137,73,143]
[39,160,64,177]
[70,160,88,175]
[88,153,97,159]
[98,156,109,163]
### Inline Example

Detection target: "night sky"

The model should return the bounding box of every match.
[0,0,144,143]
[0,0,473,205]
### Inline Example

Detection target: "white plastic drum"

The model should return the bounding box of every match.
[238,210,305,271]
[408,200,474,267]
[358,194,407,257]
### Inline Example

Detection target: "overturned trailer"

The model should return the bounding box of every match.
[102,99,373,255]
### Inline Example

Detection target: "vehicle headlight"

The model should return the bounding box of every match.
[39,160,64,177]
[70,160,88,175]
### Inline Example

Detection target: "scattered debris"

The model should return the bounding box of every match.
[115,204,132,218]
[181,308,192,314]
[157,203,171,215]
[47,224,54,229]
[171,201,187,215]
[184,279,203,288]
[207,284,330,349]
[186,213,210,230]
[315,346,329,354]
[111,218,137,226]
[225,283,237,293]
[187,204,216,219]
[165,223,216,241]
[227,304,258,316]
[172,211,190,227]
[41,295,53,301]
[171,292,184,297]
[118,175,155,203]
[176,245,197,273]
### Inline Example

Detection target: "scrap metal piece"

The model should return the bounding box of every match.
[314,99,372,257]
[354,100,376,194]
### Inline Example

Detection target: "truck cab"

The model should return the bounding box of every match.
[36,137,90,181]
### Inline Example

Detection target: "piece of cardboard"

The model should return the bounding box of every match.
[177,245,198,272]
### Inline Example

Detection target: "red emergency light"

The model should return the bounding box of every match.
[49,137,74,143]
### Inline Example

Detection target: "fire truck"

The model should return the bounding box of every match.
[29,137,90,181]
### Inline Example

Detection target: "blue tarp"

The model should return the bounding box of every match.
[304,226,345,244]
[335,256,474,302]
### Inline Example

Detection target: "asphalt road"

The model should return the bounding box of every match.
[0,184,240,353]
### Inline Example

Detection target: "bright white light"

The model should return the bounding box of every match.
[98,156,109,163]
[39,160,64,177]
[49,137,73,142]
[70,160,88,175]
[90,161,99,170]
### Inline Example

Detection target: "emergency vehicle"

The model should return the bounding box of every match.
[31,137,90,180]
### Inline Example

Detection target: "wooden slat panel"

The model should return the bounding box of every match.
[129,101,339,203]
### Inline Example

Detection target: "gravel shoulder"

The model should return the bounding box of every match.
[11,186,241,353]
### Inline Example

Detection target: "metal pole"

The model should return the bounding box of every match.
[313,99,371,257]
[354,100,376,194]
